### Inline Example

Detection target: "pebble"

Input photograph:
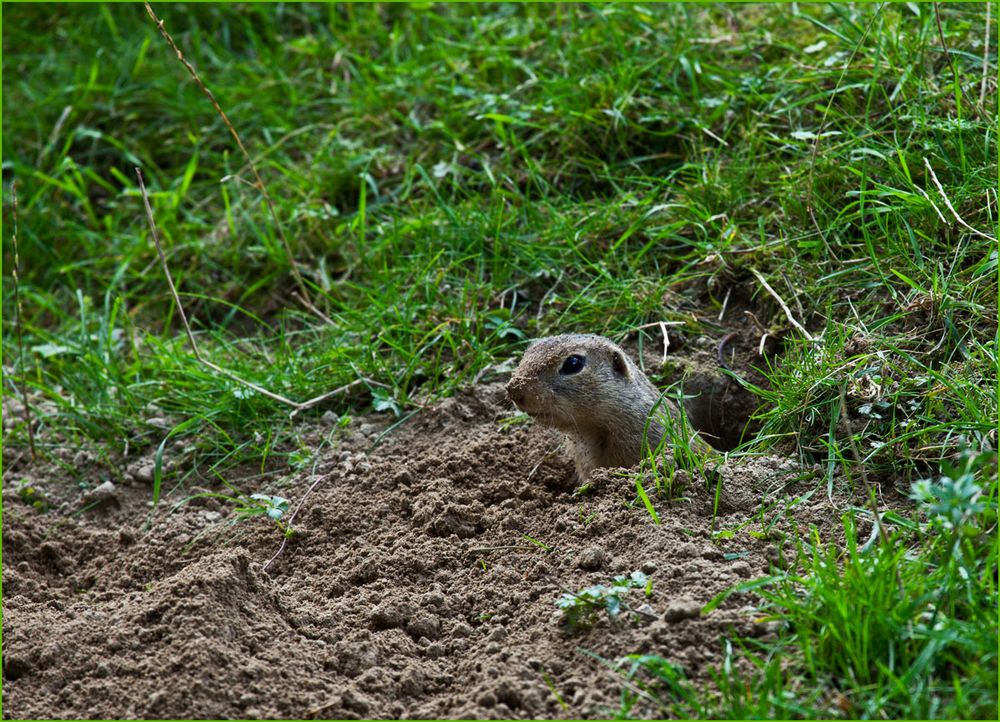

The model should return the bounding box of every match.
[730,560,752,578]
[398,667,425,697]
[634,603,657,620]
[83,481,117,504]
[575,546,606,570]
[131,460,155,485]
[664,598,702,622]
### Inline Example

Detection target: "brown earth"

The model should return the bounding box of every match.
[2,330,884,720]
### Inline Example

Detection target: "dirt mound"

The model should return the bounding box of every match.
[3,382,852,719]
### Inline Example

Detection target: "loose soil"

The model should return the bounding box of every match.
[3,331,893,719]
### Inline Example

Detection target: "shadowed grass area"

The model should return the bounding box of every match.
[2,2,996,718]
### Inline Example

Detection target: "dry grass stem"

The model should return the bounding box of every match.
[718,287,732,322]
[10,181,37,460]
[136,167,372,415]
[142,1,312,304]
[261,472,332,574]
[980,2,992,112]
[923,157,998,242]
[934,3,965,111]
[749,267,816,342]
[633,321,684,362]
[535,270,564,322]
[292,290,336,327]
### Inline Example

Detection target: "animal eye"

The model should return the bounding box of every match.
[559,354,586,375]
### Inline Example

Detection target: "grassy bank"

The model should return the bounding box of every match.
[3,3,997,718]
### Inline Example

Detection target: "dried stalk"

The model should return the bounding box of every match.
[749,267,815,342]
[633,320,685,363]
[934,3,963,109]
[261,472,331,574]
[980,2,993,112]
[10,181,37,460]
[142,2,311,303]
[136,168,377,414]
[923,158,998,242]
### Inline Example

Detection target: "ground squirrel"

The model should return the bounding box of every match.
[505,334,710,481]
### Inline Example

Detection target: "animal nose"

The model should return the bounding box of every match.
[506,378,525,406]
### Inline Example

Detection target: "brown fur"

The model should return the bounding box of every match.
[506,334,707,480]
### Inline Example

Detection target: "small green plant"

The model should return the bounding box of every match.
[910,446,995,538]
[556,571,650,630]
[287,448,313,471]
[235,493,291,529]
[578,505,598,527]
[17,481,50,513]
[683,448,998,719]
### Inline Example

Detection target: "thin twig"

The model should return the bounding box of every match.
[718,286,731,322]
[293,290,336,327]
[470,545,543,554]
[632,320,685,331]
[10,181,37,460]
[658,321,670,362]
[136,170,204,359]
[923,158,998,242]
[288,379,371,419]
[742,309,767,334]
[934,3,963,109]
[632,320,684,364]
[136,168,373,413]
[142,2,311,303]
[749,267,815,342]
[980,1,992,112]
[261,472,331,574]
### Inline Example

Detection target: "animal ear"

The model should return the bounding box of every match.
[611,350,629,377]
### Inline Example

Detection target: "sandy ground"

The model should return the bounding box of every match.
[3,329,876,719]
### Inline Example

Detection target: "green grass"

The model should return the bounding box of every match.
[3,2,997,718]
[624,450,997,719]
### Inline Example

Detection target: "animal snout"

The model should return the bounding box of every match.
[506,376,527,407]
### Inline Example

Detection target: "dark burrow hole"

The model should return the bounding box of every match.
[682,374,760,451]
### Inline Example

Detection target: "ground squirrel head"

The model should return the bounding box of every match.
[505,334,655,435]
[506,334,708,481]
